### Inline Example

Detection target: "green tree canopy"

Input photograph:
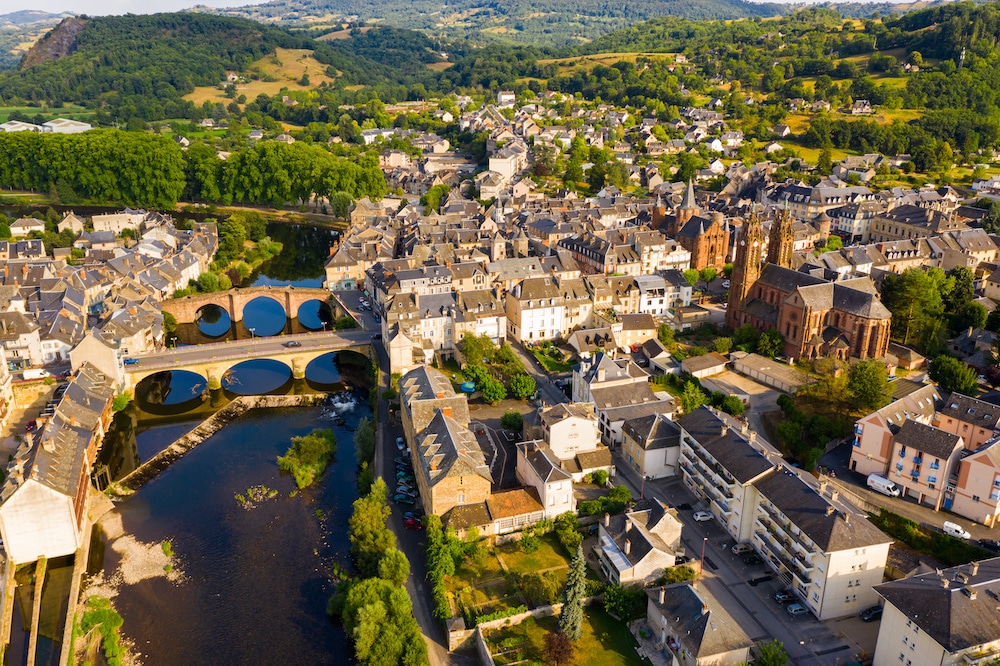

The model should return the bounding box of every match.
[509,373,537,400]
[557,545,587,641]
[847,359,893,411]
[929,355,978,395]
[349,478,396,578]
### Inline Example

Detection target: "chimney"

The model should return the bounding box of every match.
[941,578,950,588]
[826,506,835,517]
[659,586,665,604]
[436,391,445,399]
[624,539,631,555]
[604,512,610,526]
[625,520,632,533]
[843,513,850,524]
[966,589,978,600]
[819,480,828,494]
[971,561,979,576]
[830,490,840,503]
[442,407,452,418]
[720,425,728,437]
[430,459,438,471]
[701,604,709,615]
[749,431,756,443]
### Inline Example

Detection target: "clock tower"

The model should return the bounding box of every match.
[726,207,765,330]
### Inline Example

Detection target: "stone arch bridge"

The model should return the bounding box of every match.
[161,286,342,325]
[123,331,374,392]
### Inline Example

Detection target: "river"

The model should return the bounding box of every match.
[92,225,360,666]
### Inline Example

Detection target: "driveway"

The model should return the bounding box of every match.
[331,289,380,332]
[507,340,569,407]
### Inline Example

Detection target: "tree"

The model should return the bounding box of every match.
[657,324,675,347]
[341,577,428,666]
[683,269,700,287]
[377,548,410,587]
[509,373,536,400]
[700,267,718,283]
[952,302,988,333]
[557,545,587,641]
[713,337,732,354]
[349,478,396,578]
[929,355,978,395]
[603,584,646,621]
[500,409,524,432]
[278,428,337,488]
[480,378,507,404]
[680,381,706,414]
[543,631,575,665]
[818,149,833,174]
[354,417,376,463]
[881,268,950,350]
[847,359,893,411]
[944,266,975,314]
[755,639,790,666]
[721,395,746,416]
[757,330,784,358]
[460,333,498,366]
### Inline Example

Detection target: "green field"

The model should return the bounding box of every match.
[0,105,95,123]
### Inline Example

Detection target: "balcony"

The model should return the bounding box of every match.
[929,461,940,470]
[913,455,923,464]
[754,527,812,584]
[898,449,906,458]
[910,469,921,478]
[757,505,816,561]
[682,443,737,492]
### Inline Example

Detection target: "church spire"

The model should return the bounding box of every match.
[726,206,766,329]
[681,178,697,210]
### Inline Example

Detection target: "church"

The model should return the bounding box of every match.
[726,207,892,362]
[664,181,730,271]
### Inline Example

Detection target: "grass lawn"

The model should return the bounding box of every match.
[485,607,647,666]
[500,532,572,572]
[0,105,95,123]
[451,547,505,586]
[531,348,574,373]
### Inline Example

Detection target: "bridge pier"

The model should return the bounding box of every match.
[290,357,307,381]
[205,365,226,391]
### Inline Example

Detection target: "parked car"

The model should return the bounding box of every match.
[860,605,883,622]
[392,494,415,505]
[731,543,753,555]
[404,518,423,530]
[742,554,764,566]
[282,340,302,348]
[674,555,691,565]
[396,436,405,450]
[693,511,713,522]
[943,521,971,540]
[393,456,406,465]
[25,420,36,432]
[978,539,1000,553]
[786,603,808,617]
[774,589,795,604]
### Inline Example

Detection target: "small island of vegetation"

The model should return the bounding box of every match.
[278,428,337,488]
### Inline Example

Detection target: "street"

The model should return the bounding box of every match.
[131,329,374,370]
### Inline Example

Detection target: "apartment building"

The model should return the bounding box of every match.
[515,441,575,518]
[850,380,943,477]
[678,407,892,620]
[505,276,566,343]
[873,559,1000,666]
[620,413,681,480]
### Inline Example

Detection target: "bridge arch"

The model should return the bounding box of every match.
[161,286,335,325]
[296,298,335,331]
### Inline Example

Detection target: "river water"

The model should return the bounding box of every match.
[107,390,368,665]
[94,341,372,665]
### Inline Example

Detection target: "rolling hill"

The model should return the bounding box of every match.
[196,0,782,47]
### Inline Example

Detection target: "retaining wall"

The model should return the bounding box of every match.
[115,394,325,493]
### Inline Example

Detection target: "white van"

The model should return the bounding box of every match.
[867,474,900,497]
[22,368,51,380]
[942,521,971,540]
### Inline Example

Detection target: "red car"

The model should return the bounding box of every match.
[404,518,423,531]
[25,420,36,432]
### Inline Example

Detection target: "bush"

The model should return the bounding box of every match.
[481,378,507,404]
[500,409,524,433]
[509,373,536,400]
[278,428,337,488]
[868,509,991,566]
[603,583,646,621]
[111,393,131,412]
[578,484,632,517]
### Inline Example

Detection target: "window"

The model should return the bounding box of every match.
[974,495,980,503]
[458,493,465,503]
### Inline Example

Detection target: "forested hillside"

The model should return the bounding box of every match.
[0,13,383,120]
[203,0,780,46]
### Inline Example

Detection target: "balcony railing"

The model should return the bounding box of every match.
[913,455,923,464]
[754,528,812,584]
[929,461,940,470]
[757,505,816,559]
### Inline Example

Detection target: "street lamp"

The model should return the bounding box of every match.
[799,641,805,662]
[641,475,649,500]
[249,327,256,352]
[699,536,708,576]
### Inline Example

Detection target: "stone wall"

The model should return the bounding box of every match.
[161,286,331,324]
[114,394,325,493]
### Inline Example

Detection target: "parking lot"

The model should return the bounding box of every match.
[331,289,380,332]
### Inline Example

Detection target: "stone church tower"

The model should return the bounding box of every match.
[767,205,796,268]
[668,180,700,237]
[726,208,765,330]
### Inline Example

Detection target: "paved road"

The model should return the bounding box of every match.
[129,329,374,371]
[331,289,380,332]
[507,340,569,407]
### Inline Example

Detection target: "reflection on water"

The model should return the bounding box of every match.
[297,299,334,330]
[195,304,232,338]
[5,556,75,666]
[243,297,287,337]
[112,400,367,665]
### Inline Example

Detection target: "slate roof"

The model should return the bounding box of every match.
[442,502,492,531]
[875,558,1000,654]
[576,447,613,470]
[938,393,1000,429]
[677,407,774,484]
[416,410,493,486]
[622,414,681,451]
[645,583,753,658]
[590,382,660,411]
[893,420,962,460]
[518,442,572,484]
[753,469,892,551]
